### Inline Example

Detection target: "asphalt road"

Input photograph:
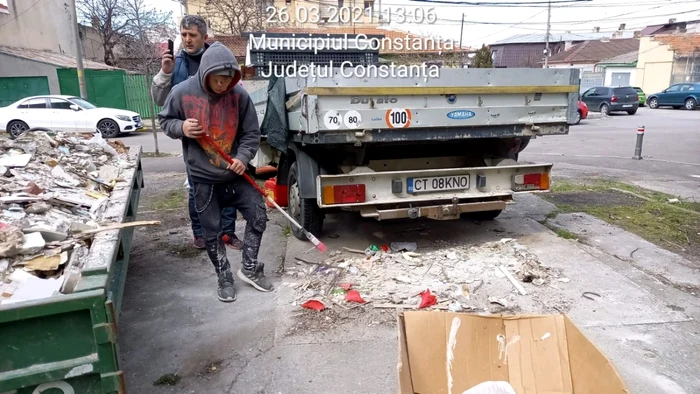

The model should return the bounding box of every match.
[521,106,700,198]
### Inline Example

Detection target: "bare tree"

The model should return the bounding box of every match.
[200,0,267,35]
[78,0,128,65]
[119,0,176,155]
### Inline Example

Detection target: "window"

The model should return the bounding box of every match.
[364,1,374,8]
[338,0,343,7]
[666,85,680,92]
[18,98,47,109]
[50,98,73,110]
[68,98,96,109]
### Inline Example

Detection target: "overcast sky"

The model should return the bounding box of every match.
[148,0,700,48]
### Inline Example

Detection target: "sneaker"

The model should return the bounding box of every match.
[217,270,236,302]
[193,237,206,249]
[222,234,243,250]
[237,263,274,292]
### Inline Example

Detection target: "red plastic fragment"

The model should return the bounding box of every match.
[418,289,437,309]
[338,283,353,291]
[301,300,325,311]
[345,290,366,303]
[380,244,390,252]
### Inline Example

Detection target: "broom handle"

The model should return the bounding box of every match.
[199,134,266,196]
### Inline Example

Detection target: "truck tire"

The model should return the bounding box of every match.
[287,162,323,241]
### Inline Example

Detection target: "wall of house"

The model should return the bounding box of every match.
[548,63,596,72]
[604,66,636,86]
[636,36,675,94]
[0,54,60,93]
[490,42,564,68]
[0,0,77,56]
[80,25,106,63]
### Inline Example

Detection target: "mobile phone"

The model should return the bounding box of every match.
[168,39,174,55]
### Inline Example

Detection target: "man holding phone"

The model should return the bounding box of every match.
[151,15,242,250]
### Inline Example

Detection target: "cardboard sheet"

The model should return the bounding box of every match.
[398,311,628,394]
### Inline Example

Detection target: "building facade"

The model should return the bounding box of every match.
[0,0,77,56]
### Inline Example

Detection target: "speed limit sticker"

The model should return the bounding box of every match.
[343,110,362,129]
[385,108,412,128]
[323,110,342,130]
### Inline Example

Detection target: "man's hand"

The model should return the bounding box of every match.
[182,118,204,138]
[161,49,174,74]
[227,159,246,175]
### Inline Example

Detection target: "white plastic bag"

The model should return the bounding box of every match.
[463,381,517,394]
[88,132,119,157]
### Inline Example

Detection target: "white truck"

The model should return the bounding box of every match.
[247,67,580,240]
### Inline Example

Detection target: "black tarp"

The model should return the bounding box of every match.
[260,76,289,153]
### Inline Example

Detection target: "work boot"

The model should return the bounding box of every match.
[193,236,206,249]
[222,234,243,250]
[238,263,274,292]
[218,270,236,302]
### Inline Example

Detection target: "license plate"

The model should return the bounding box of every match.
[136,122,143,127]
[407,175,469,193]
[622,104,632,107]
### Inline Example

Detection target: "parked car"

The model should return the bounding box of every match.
[573,100,588,125]
[0,95,143,139]
[580,86,639,115]
[633,87,646,106]
[646,83,700,110]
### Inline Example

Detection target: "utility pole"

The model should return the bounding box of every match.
[70,0,88,99]
[544,0,551,68]
[459,13,464,48]
[459,13,464,51]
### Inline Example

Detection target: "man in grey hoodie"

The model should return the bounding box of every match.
[158,42,273,302]
[151,15,241,252]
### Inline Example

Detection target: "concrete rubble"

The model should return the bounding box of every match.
[0,130,135,305]
[286,238,574,314]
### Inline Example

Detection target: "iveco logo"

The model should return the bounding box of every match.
[447,110,476,120]
[350,96,398,104]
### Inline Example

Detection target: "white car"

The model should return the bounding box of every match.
[0,95,143,138]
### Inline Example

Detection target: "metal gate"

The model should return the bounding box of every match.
[0,76,50,106]
[580,71,604,93]
[57,69,128,110]
[610,72,631,86]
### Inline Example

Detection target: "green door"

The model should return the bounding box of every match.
[0,77,50,106]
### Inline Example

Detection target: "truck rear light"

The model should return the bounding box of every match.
[611,96,618,102]
[513,173,550,191]
[322,184,366,205]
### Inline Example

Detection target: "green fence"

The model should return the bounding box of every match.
[57,69,161,119]
[57,69,128,110]
[0,76,50,106]
[124,74,161,118]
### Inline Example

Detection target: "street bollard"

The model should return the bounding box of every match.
[632,125,645,160]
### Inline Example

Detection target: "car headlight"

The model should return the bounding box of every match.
[115,115,132,121]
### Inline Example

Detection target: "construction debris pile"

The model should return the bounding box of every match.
[287,239,573,314]
[0,131,135,305]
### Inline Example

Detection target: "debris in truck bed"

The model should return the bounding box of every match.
[289,238,572,315]
[0,130,141,305]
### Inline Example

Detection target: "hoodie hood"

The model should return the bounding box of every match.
[196,41,241,95]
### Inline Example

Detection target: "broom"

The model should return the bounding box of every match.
[199,134,327,253]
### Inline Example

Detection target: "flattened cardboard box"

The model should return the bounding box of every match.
[397,311,629,394]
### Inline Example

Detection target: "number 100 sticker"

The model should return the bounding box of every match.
[385,108,412,128]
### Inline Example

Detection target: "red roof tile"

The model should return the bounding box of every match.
[206,35,248,57]
[654,33,700,56]
[547,38,640,64]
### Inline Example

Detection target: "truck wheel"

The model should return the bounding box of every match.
[463,209,503,221]
[287,162,323,241]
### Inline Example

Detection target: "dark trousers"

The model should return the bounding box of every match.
[191,178,267,275]
[188,174,237,237]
